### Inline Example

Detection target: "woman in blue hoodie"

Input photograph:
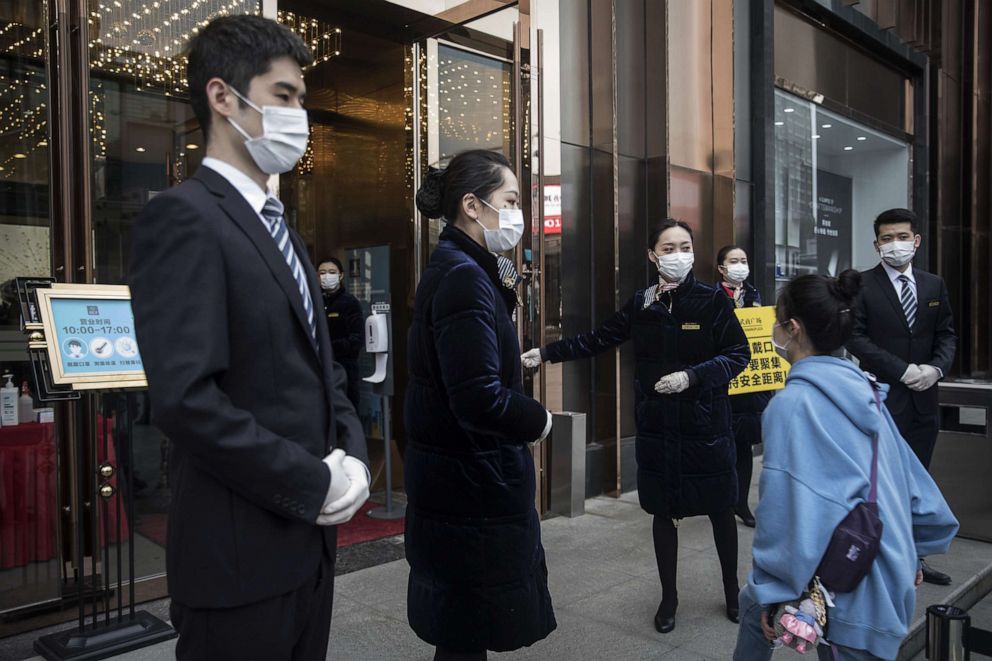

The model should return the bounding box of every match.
[733,270,958,661]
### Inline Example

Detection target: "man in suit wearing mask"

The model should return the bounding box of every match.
[847,207,957,586]
[129,15,369,660]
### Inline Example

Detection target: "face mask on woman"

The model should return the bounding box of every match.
[320,273,340,291]
[477,198,525,252]
[771,321,794,361]
[724,263,750,284]
[654,252,694,283]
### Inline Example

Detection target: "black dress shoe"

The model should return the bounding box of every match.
[921,560,952,586]
[654,601,677,634]
[735,507,756,528]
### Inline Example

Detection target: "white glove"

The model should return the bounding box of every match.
[654,371,690,395]
[521,348,544,369]
[909,364,940,392]
[316,456,371,526]
[318,449,349,520]
[900,363,923,387]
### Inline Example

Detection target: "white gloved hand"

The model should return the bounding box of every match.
[530,410,553,447]
[521,348,544,369]
[655,371,690,395]
[909,364,940,392]
[901,363,923,387]
[318,449,349,521]
[316,456,371,526]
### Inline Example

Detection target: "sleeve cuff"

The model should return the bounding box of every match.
[540,347,549,362]
[536,410,553,443]
[685,369,699,387]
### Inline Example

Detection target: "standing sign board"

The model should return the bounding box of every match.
[728,306,791,396]
[32,284,147,390]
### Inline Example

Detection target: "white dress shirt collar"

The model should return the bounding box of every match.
[881,259,915,286]
[201,157,271,217]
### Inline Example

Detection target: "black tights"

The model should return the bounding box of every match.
[652,510,738,612]
[736,441,754,512]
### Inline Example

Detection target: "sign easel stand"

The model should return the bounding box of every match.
[16,278,175,661]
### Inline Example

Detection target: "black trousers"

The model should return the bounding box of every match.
[170,551,335,661]
[891,407,940,470]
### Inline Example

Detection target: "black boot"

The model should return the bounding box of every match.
[654,598,678,634]
[724,581,740,623]
[734,505,755,528]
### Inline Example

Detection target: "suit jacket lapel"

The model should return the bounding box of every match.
[911,270,934,333]
[194,168,318,359]
[872,264,910,333]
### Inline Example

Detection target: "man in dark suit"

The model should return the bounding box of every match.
[847,207,957,585]
[128,16,369,660]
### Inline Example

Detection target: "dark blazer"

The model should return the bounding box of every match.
[128,165,367,609]
[846,263,956,419]
[404,224,555,653]
[322,288,364,364]
[543,273,750,518]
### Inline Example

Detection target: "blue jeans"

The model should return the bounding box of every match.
[732,585,885,661]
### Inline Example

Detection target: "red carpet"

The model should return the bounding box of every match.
[336,501,405,548]
[134,505,404,550]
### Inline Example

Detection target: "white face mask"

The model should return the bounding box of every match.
[320,273,340,291]
[655,251,694,283]
[227,86,310,175]
[878,240,916,267]
[477,198,525,253]
[724,263,750,284]
[771,322,793,361]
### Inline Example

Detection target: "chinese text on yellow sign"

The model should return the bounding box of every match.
[729,306,790,396]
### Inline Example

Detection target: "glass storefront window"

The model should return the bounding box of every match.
[0,1,60,616]
[773,89,911,286]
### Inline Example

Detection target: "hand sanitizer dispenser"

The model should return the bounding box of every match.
[363,312,389,383]
[1,373,18,427]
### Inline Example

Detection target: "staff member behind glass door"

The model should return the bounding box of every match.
[522,220,750,634]
[128,16,369,661]
[845,208,957,587]
[318,257,363,410]
[405,150,556,660]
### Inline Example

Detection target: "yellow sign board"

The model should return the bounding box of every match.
[728,306,790,396]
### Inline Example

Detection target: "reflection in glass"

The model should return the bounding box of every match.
[0,1,59,616]
[773,89,910,286]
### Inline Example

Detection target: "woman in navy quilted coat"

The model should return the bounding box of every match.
[404,150,556,660]
[715,244,773,528]
[522,219,749,634]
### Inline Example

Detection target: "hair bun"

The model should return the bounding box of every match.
[415,166,447,219]
[834,269,862,302]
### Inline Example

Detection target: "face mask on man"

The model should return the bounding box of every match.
[477,198,525,253]
[226,85,310,175]
[654,252,694,283]
[320,273,340,291]
[878,240,916,268]
[724,263,750,284]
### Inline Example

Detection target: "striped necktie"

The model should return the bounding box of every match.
[261,196,317,346]
[898,274,916,329]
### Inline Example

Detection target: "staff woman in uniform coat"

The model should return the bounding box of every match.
[405,149,556,661]
[715,245,772,528]
[522,219,750,634]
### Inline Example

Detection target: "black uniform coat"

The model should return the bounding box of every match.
[718,281,772,447]
[322,287,364,408]
[128,166,368,609]
[404,224,556,653]
[846,264,956,419]
[543,273,749,518]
